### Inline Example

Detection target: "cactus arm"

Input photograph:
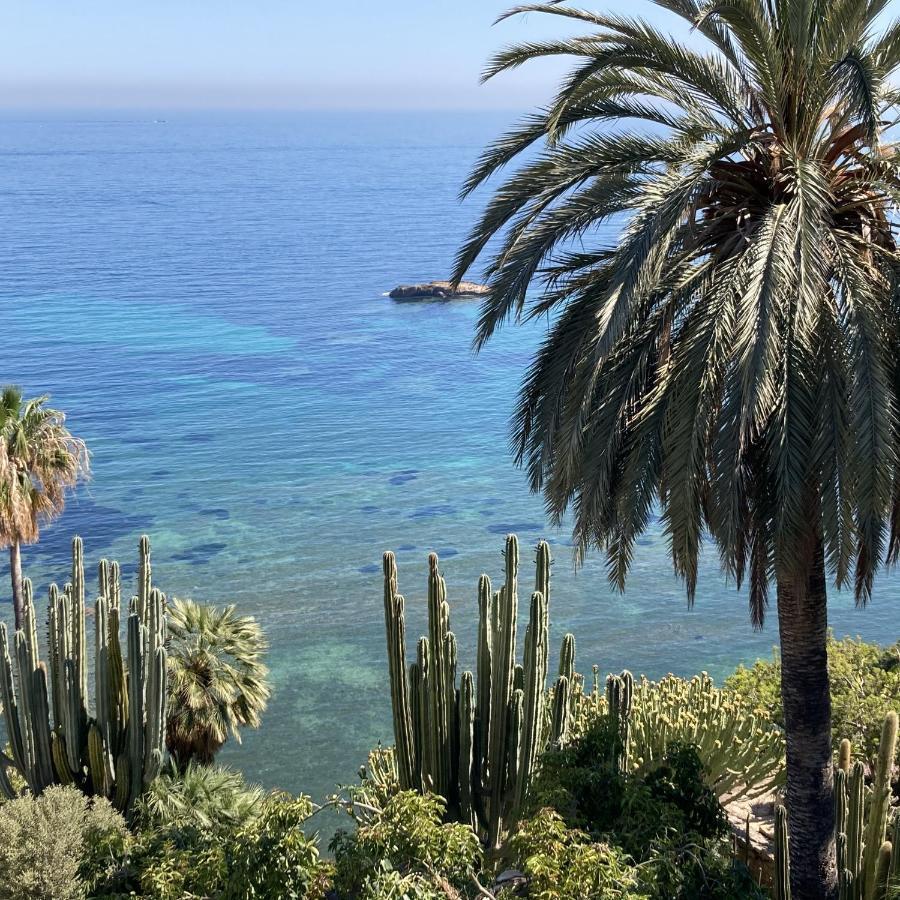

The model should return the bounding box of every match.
[458,671,475,830]
[30,664,55,791]
[382,552,416,789]
[0,624,27,784]
[863,713,898,900]
[847,761,866,883]
[550,675,572,747]
[138,536,151,626]
[51,730,76,785]
[126,613,146,812]
[426,553,454,801]
[872,842,892,900]
[516,589,548,811]
[838,738,851,775]
[774,805,792,900]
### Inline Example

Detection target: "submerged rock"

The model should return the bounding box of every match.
[388,280,489,301]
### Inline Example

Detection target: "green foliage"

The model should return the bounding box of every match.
[0,536,167,814]
[331,790,483,898]
[0,387,89,548]
[0,784,128,900]
[726,636,900,762]
[96,791,325,899]
[225,794,325,899]
[358,864,447,900]
[166,597,271,770]
[525,716,763,900]
[577,671,785,802]
[136,762,265,832]
[382,536,574,849]
[507,809,646,900]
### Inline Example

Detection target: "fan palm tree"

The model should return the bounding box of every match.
[0,387,89,629]
[452,2,900,896]
[165,598,271,771]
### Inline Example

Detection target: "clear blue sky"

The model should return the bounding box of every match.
[0,0,684,110]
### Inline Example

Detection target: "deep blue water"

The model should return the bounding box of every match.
[0,110,897,801]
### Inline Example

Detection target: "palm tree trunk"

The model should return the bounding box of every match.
[9,541,23,631]
[776,538,836,900]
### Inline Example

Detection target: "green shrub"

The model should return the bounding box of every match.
[725,635,900,761]
[331,790,482,898]
[225,793,326,899]
[136,762,265,832]
[97,791,325,899]
[358,863,448,899]
[508,809,646,900]
[525,719,762,900]
[0,785,128,900]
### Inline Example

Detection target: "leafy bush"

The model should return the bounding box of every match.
[331,790,482,898]
[226,794,326,899]
[525,719,762,900]
[0,785,128,900]
[97,791,326,899]
[358,863,448,899]
[508,809,645,899]
[725,635,900,761]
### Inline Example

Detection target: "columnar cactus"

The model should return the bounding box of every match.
[382,535,574,850]
[774,804,792,900]
[779,712,898,900]
[605,670,633,773]
[0,536,167,814]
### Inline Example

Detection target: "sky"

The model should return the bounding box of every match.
[0,0,687,110]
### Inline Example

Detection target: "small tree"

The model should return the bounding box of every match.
[165,598,271,770]
[0,388,89,628]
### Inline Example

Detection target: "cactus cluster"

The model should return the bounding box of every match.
[382,535,574,850]
[575,670,785,801]
[775,712,899,900]
[0,536,167,814]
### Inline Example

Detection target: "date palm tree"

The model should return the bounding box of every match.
[166,598,271,771]
[453,2,900,896]
[0,388,89,629]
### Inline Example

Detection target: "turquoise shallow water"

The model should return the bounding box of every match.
[0,110,897,801]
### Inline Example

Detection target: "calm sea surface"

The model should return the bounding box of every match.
[0,110,897,802]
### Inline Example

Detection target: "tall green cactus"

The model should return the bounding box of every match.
[382,535,574,850]
[606,671,634,773]
[0,536,167,814]
[774,804,792,900]
[778,712,898,900]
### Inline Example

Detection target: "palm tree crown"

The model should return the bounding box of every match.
[454,0,900,624]
[0,387,89,548]
[165,598,271,770]
[0,387,89,628]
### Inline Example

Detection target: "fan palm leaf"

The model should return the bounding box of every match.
[165,598,271,771]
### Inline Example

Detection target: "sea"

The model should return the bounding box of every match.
[0,110,896,805]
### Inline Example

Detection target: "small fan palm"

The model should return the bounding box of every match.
[0,387,89,628]
[165,598,271,771]
[137,761,265,832]
[453,2,900,897]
